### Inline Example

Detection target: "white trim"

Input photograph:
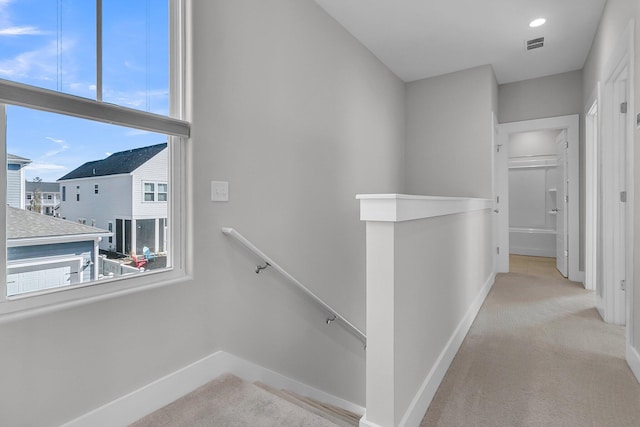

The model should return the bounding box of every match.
[397,272,495,427]
[585,85,600,292]
[356,194,492,222]
[497,115,580,282]
[600,20,634,327]
[626,344,640,384]
[61,351,365,427]
[359,416,384,427]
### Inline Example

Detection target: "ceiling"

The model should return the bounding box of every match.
[314,0,607,84]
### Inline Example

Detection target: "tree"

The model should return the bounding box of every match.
[30,178,43,213]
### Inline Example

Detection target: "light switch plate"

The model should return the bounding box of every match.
[211,181,229,202]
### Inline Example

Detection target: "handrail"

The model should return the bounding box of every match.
[222,227,366,345]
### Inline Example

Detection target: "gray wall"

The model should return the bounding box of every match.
[582,0,640,351]
[192,0,405,408]
[405,65,497,198]
[498,70,583,124]
[0,0,405,425]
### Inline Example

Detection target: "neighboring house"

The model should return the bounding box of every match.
[7,206,111,296]
[7,153,31,209]
[25,181,61,216]
[57,143,168,255]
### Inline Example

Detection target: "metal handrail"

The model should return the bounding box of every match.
[222,227,366,345]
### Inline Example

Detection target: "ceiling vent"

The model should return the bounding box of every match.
[526,37,545,51]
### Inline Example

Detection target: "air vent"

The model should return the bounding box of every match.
[526,37,545,51]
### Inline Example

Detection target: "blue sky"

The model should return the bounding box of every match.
[0,0,169,182]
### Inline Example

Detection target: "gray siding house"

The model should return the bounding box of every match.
[7,206,111,296]
[7,154,31,209]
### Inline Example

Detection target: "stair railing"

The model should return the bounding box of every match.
[222,227,366,346]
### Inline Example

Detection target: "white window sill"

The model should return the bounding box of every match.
[0,269,192,323]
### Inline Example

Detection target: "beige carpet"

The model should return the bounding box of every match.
[130,374,340,427]
[421,257,640,427]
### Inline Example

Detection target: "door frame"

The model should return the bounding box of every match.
[496,115,580,282]
[585,84,600,293]
[600,20,634,329]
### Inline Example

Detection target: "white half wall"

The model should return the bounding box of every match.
[360,195,494,427]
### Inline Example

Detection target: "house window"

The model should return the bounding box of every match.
[47,195,52,200]
[62,186,66,202]
[108,222,113,244]
[26,194,32,200]
[1,0,188,315]
[158,183,168,202]
[144,183,155,201]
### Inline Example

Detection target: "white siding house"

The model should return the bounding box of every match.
[7,153,31,209]
[25,181,61,216]
[57,143,168,255]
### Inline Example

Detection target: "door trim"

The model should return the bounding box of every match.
[497,115,580,282]
[600,20,634,330]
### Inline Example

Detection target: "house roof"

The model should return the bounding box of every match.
[7,206,110,240]
[7,153,31,165]
[26,181,60,193]
[57,143,167,181]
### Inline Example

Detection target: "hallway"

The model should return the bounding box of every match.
[421,256,640,426]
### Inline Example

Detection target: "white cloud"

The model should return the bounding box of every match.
[45,136,65,144]
[0,25,44,36]
[0,38,76,82]
[25,162,67,172]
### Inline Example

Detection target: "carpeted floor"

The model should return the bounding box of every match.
[130,374,340,427]
[421,256,640,427]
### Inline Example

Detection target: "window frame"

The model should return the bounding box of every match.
[143,182,156,202]
[0,0,190,318]
[158,183,168,202]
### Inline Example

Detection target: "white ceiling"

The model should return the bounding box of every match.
[314,0,607,84]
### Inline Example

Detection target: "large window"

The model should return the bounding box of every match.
[1,0,189,316]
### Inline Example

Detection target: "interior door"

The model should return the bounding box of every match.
[556,130,568,277]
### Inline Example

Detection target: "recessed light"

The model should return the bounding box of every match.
[529,18,546,28]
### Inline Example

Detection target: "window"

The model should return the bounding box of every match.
[26,194,32,200]
[1,0,189,316]
[108,222,113,244]
[47,195,52,200]
[144,183,155,202]
[158,183,168,202]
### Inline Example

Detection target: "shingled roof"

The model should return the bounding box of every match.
[8,153,31,164]
[7,206,110,240]
[57,143,167,181]
[26,181,60,193]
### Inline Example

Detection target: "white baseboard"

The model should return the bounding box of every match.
[575,270,585,284]
[398,272,496,427]
[510,247,556,258]
[627,344,640,384]
[62,351,364,427]
[359,415,384,427]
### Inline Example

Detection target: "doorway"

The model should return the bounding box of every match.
[495,115,580,282]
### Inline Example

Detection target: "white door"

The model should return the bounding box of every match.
[555,130,568,277]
